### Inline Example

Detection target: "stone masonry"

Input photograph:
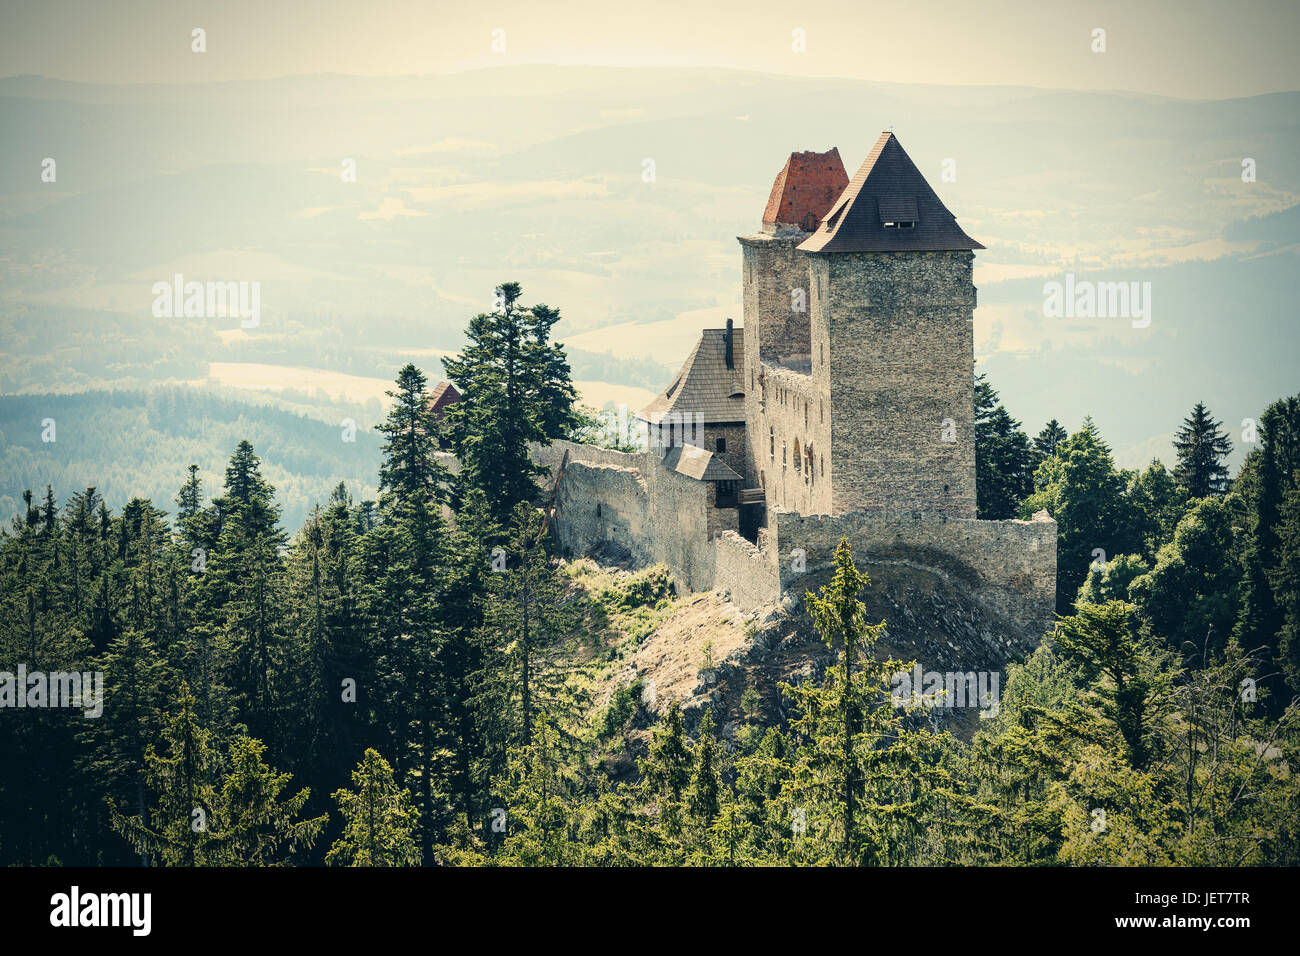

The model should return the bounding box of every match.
[534,131,1057,649]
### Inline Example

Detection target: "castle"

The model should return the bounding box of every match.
[533,132,1057,645]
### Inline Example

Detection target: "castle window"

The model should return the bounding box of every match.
[716,437,726,453]
[769,427,775,461]
[782,441,787,471]
[804,403,808,428]
[819,342,823,366]
[821,455,824,476]
[596,503,602,518]
[820,400,824,423]
[793,438,801,473]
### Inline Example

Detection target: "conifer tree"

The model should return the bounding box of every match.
[441,282,578,522]
[640,700,693,840]
[1034,419,1069,461]
[492,717,576,866]
[1021,417,1141,611]
[198,442,288,747]
[1173,401,1233,499]
[109,683,221,866]
[377,364,449,514]
[1054,601,1174,771]
[476,503,582,765]
[687,709,722,828]
[974,375,1036,519]
[784,539,907,864]
[327,749,421,866]
[1236,395,1300,700]
[205,735,327,866]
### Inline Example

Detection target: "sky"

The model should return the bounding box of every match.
[1,0,1297,99]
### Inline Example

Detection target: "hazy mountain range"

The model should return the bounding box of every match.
[1,65,1296,521]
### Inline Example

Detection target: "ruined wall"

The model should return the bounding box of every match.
[768,508,1057,642]
[532,441,1056,641]
[712,530,781,612]
[705,481,739,539]
[809,250,977,518]
[535,441,716,592]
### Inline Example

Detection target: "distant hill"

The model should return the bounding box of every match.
[0,65,1296,480]
[0,387,381,531]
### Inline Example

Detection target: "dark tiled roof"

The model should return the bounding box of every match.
[427,381,461,419]
[638,326,746,425]
[798,132,983,254]
[662,444,742,482]
[762,148,850,231]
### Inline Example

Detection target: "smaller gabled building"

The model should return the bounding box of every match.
[636,318,746,480]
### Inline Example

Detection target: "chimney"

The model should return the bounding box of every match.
[724,318,734,370]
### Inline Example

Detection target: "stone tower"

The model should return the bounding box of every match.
[738,148,848,515]
[741,132,983,523]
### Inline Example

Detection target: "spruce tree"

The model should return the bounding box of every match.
[784,539,907,865]
[377,364,449,514]
[1173,401,1232,499]
[687,709,722,828]
[475,503,582,765]
[441,282,579,523]
[640,700,693,843]
[1236,395,1300,700]
[109,683,221,866]
[974,375,1036,519]
[1034,419,1069,460]
[1054,601,1174,771]
[327,749,421,866]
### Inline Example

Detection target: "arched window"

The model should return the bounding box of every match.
[769,426,775,461]
[793,438,802,473]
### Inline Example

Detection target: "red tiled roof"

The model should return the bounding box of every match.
[798,132,983,254]
[762,148,850,231]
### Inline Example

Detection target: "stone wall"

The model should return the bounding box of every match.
[712,530,781,612]
[740,231,812,489]
[809,250,978,518]
[701,423,747,480]
[754,360,831,516]
[536,440,715,592]
[768,508,1058,642]
[532,439,1056,642]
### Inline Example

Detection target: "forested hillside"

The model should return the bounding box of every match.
[0,387,382,532]
[2,287,1297,866]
